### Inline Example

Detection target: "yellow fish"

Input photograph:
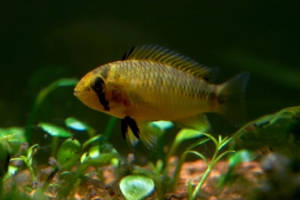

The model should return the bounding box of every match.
[74,45,249,148]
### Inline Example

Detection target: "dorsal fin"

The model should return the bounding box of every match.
[122,45,218,82]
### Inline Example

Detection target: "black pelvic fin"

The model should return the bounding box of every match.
[124,116,140,139]
[121,119,128,139]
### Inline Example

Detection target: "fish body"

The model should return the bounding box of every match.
[74,45,249,148]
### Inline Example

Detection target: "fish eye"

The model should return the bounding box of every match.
[91,77,105,93]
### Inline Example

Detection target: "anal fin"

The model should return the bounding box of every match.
[172,113,211,132]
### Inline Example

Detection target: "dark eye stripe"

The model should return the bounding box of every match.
[92,77,105,93]
[98,92,110,111]
[91,77,110,111]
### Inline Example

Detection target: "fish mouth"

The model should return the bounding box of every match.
[73,90,79,96]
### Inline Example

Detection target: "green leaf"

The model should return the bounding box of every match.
[150,121,174,131]
[82,152,118,166]
[26,78,78,144]
[39,122,73,137]
[120,175,155,200]
[228,149,253,167]
[167,129,205,167]
[86,145,100,159]
[187,137,210,151]
[56,78,78,87]
[217,150,253,187]
[0,127,26,143]
[175,129,203,144]
[60,171,73,178]
[187,150,208,165]
[57,138,82,170]
[65,117,89,131]
[80,152,88,163]
[187,180,193,199]
[3,165,18,182]
[9,158,24,162]
[214,150,236,165]
[26,144,39,163]
[82,135,106,150]
[218,137,232,150]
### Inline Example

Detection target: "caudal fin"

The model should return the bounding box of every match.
[216,72,250,125]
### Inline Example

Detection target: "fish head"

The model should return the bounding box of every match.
[74,66,108,112]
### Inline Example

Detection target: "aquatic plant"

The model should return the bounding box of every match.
[183,133,234,200]
[120,175,155,200]
[25,78,78,144]
[1,77,299,199]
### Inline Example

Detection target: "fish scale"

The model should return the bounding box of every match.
[110,61,216,119]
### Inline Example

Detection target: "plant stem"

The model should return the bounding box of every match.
[0,177,3,198]
[191,137,218,200]
[51,136,59,157]
[171,151,188,191]
[192,166,211,200]
[191,137,232,200]
[22,157,37,181]
[104,116,117,140]
[60,163,87,198]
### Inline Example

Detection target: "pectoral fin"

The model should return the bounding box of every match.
[172,113,211,132]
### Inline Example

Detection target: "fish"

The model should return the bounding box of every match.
[74,45,250,148]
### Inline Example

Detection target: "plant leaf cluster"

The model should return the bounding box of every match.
[0,78,298,199]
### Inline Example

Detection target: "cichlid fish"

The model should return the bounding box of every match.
[74,45,250,148]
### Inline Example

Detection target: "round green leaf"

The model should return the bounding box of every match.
[39,122,72,137]
[65,117,89,131]
[120,175,155,200]
[57,138,82,170]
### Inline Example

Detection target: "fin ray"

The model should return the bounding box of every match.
[124,120,159,149]
[172,113,211,132]
[123,116,140,139]
[122,45,218,82]
[217,72,250,125]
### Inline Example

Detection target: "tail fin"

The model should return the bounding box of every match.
[216,72,250,125]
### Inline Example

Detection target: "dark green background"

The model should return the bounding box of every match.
[1,1,299,156]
